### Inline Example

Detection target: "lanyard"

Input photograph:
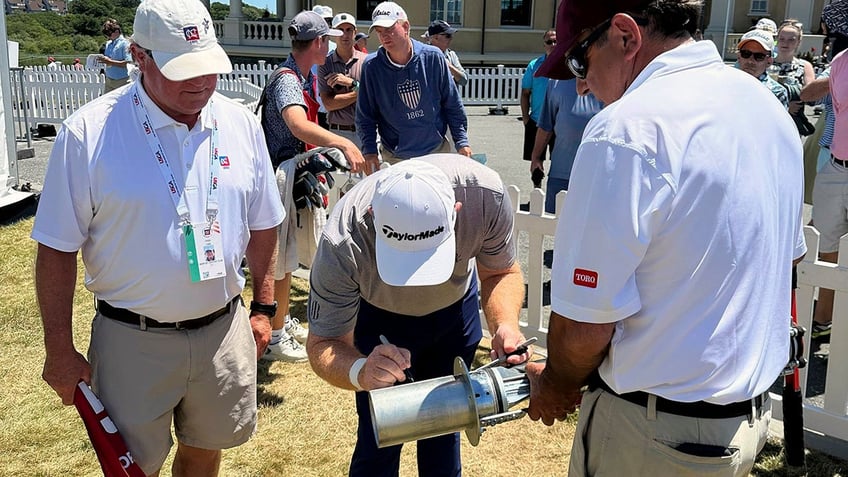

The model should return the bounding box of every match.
[130,83,221,224]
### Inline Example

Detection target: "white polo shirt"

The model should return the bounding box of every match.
[32,81,284,322]
[550,41,806,404]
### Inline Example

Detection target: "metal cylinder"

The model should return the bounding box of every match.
[368,357,530,448]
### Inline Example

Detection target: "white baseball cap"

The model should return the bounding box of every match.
[738,28,775,53]
[755,18,778,35]
[312,4,333,20]
[332,13,357,29]
[370,1,407,32]
[372,160,457,287]
[132,0,232,81]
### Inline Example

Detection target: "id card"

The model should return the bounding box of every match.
[183,221,226,282]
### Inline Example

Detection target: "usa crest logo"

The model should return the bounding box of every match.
[219,156,230,168]
[397,79,421,110]
[183,25,200,42]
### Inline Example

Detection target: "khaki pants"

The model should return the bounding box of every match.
[380,138,454,165]
[569,388,770,477]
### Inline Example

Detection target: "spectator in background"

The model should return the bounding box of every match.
[422,20,468,86]
[99,19,131,93]
[46,56,58,70]
[258,10,365,363]
[318,12,367,148]
[357,2,471,165]
[735,29,789,108]
[808,0,848,339]
[311,5,336,129]
[521,29,555,187]
[775,19,816,134]
[72,58,83,70]
[354,32,369,53]
[529,79,602,214]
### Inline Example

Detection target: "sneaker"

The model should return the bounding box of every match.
[262,336,308,363]
[811,322,832,339]
[286,317,309,344]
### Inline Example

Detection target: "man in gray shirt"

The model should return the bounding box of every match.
[306,154,527,476]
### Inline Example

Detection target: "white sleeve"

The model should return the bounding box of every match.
[549,140,674,324]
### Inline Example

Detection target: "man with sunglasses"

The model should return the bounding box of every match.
[525,1,806,475]
[98,19,132,93]
[521,29,557,187]
[423,20,468,86]
[736,28,789,108]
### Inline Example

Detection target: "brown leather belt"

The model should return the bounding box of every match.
[329,123,356,132]
[97,295,240,330]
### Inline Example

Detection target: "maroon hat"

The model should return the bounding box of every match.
[536,0,650,79]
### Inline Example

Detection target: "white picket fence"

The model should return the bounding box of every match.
[12,63,525,132]
[509,187,848,447]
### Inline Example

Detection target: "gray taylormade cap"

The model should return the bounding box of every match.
[289,10,342,41]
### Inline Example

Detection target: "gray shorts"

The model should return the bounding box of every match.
[811,157,848,253]
[88,302,257,474]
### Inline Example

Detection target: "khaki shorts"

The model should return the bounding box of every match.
[811,157,848,253]
[380,138,454,165]
[88,301,257,475]
[569,387,769,477]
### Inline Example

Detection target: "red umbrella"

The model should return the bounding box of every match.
[73,381,146,477]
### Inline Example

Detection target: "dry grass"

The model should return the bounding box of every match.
[0,215,845,476]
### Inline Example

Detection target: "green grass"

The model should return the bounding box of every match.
[1,216,845,476]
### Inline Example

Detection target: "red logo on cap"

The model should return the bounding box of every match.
[573,268,598,288]
[183,26,200,42]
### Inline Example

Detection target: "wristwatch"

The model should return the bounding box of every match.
[249,300,278,317]
[351,79,360,92]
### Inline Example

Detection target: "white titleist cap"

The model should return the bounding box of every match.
[372,160,457,287]
[370,1,407,32]
[133,0,232,81]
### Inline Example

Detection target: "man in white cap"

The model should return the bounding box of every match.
[318,12,367,148]
[32,0,285,475]
[356,2,472,167]
[306,154,528,476]
[259,10,366,364]
[736,28,789,108]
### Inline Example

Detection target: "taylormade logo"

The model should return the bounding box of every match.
[381,224,444,242]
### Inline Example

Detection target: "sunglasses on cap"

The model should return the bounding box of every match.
[738,49,770,61]
[565,18,613,79]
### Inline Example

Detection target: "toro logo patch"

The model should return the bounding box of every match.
[573,268,598,288]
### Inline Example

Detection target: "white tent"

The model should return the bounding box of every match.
[0,8,35,218]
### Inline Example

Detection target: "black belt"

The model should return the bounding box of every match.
[832,154,848,168]
[97,295,240,330]
[589,374,766,419]
[329,123,356,132]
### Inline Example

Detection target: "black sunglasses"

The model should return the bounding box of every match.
[565,18,613,79]
[544,39,556,45]
[738,49,770,61]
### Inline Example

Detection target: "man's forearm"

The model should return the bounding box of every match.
[479,262,525,335]
[35,244,78,354]
[531,128,553,162]
[321,91,357,112]
[544,312,615,392]
[306,332,362,390]
[245,227,277,304]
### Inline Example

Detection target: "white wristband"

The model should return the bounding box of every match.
[349,357,367,391]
